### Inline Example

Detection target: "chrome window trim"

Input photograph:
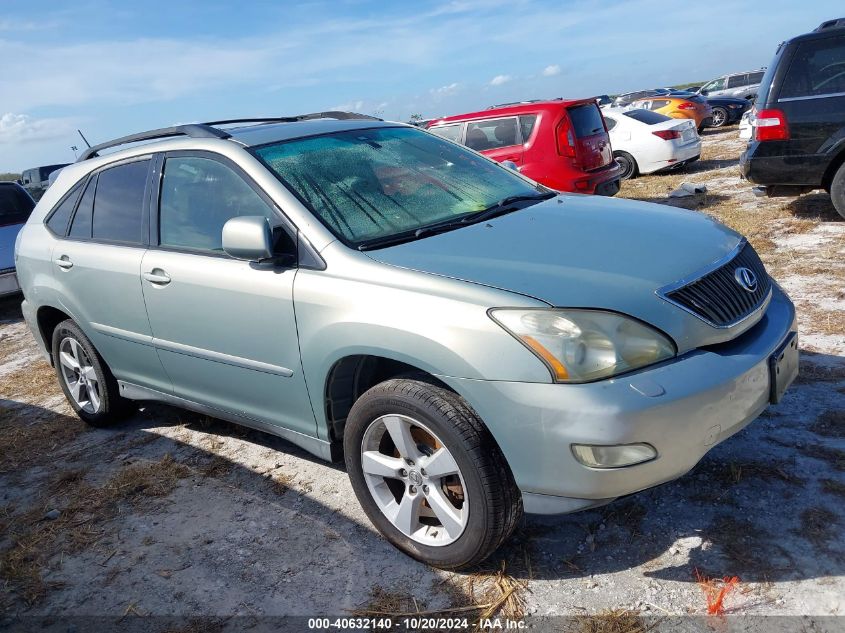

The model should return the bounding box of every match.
[655,238,773,329]
[778,90,845,102]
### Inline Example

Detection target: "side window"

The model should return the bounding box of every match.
[91,160,149,244]
[727,74,748,88]
[748,71,765,84]
[604,116,617,131]
[68,176,96,239]
[159,156,277,253]
[45,182,84,236]
[464,117,519,151]
[428,124,462,142]
[781,37,845,98]
[649,99,670,110]
[519,115,538,143]
[704,77,726,92]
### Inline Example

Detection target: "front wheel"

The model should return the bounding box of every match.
[344,378,522,569]
[831,162,845,220]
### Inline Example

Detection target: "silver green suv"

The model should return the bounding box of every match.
[15,113,798,569]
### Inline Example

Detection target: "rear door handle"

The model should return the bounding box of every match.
[142,270,171,285]
[55,257,73,270]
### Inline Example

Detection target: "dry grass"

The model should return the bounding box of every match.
[0,399,86,474]
[797,443,845,472]
[706,515,784,572]
[575,609,651,633]
[820,478,845,498]
[797,507,840,548]
[810,410,845,438]
[795,356,845,384]
[0,454,190,608]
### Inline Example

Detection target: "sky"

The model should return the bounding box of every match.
[0,0,842,171]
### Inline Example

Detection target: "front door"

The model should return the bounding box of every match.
[140,152,316,436]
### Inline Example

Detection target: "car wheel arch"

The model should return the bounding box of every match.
[821,146,845,193]
[36,305,74,365]
[323,354,453,445]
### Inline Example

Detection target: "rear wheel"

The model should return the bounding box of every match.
[710,107,729,128]
[831,162,845,220]
[52,320,130,426]
[614,151,638,180]
[344,378,522,569]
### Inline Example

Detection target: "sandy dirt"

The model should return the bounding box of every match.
[1,127,844,628]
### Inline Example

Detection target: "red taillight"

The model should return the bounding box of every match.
[677,102,696,111]
[556,118,576,158]
[652,130,682,140]
[754,109,789,141]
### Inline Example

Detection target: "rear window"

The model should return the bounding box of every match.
[428,124,462,142]
[780,35,845,99]
[0,185,35,226]
[567,104,605,138]
[623,109,672,124]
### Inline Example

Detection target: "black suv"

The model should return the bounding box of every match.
[740,17,845,218]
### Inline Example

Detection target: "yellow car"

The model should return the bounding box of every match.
[631,94,714,131]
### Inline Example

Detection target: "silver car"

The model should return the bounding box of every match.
[698,70,766,100]
[15,113,799,569]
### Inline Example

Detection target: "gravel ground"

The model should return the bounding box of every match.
[1,127,844,629]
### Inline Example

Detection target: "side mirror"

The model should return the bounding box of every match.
[501,160,520,172]
[222,216,273,261]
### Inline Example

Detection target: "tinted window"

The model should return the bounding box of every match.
[727,74,748,88]
[567,104,605,137]
[465,117,519,151]
[428,124,462,142]
[45,183,83,235]
[69,176,96,239]
[604,116,617,131]
[519,115,538,142]
[623,109,672,124]
[91,160,149,244]
[781,36,845,98]
[0,185,35,226]
[159,157,275,252]
[748,71,765,84]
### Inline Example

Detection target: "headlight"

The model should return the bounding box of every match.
[489,309,675,383]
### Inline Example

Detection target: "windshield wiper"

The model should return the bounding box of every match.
[458,191,556,225]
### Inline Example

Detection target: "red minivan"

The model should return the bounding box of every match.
[427,99,621,195]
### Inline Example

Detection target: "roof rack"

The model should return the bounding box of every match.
[76,111,382,162]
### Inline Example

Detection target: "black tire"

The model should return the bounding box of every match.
[51,319,131,426]
[613,151,638,180]
[710,106,729,128]
[831,162,845,220]
[344,378,522,569]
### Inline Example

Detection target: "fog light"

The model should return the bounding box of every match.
[571,443,657,468]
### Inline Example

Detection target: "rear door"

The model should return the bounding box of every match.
[566,102,613,170]
[463,116,525,166]
[50,157,171,392]
[775,33,845,180]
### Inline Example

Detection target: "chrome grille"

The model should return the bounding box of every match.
[660,241,771,327]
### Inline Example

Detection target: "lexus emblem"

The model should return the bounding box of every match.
[734,267,758,293]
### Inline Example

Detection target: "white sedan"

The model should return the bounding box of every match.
[602,107,702,179]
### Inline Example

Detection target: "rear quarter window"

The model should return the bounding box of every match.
[0,186,35,226]
[780,35,845,99]
[428,124,462,142]
[567,104,605,137]
[519,115,538,142]
[45,182,84,236]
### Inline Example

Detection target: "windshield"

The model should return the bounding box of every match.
[254,126,542,246]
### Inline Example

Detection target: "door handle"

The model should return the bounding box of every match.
[142,270,171,285]
[55,257,73,270]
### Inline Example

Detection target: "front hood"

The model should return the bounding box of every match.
[365,195,745,352]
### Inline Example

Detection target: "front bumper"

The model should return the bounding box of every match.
[0,270,20,297]
[441,284,796,514]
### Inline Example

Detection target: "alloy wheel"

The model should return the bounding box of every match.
[711,108,727,127]
[360,414,469,546]
[58,337,101,414]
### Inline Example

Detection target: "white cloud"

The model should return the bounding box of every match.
[329,100,365,112]
[489,74,512,86]
[430,82,460,96]
[542,64,561,76]
[0,113,74,145]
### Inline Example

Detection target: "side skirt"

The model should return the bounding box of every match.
[117,380,341,462]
